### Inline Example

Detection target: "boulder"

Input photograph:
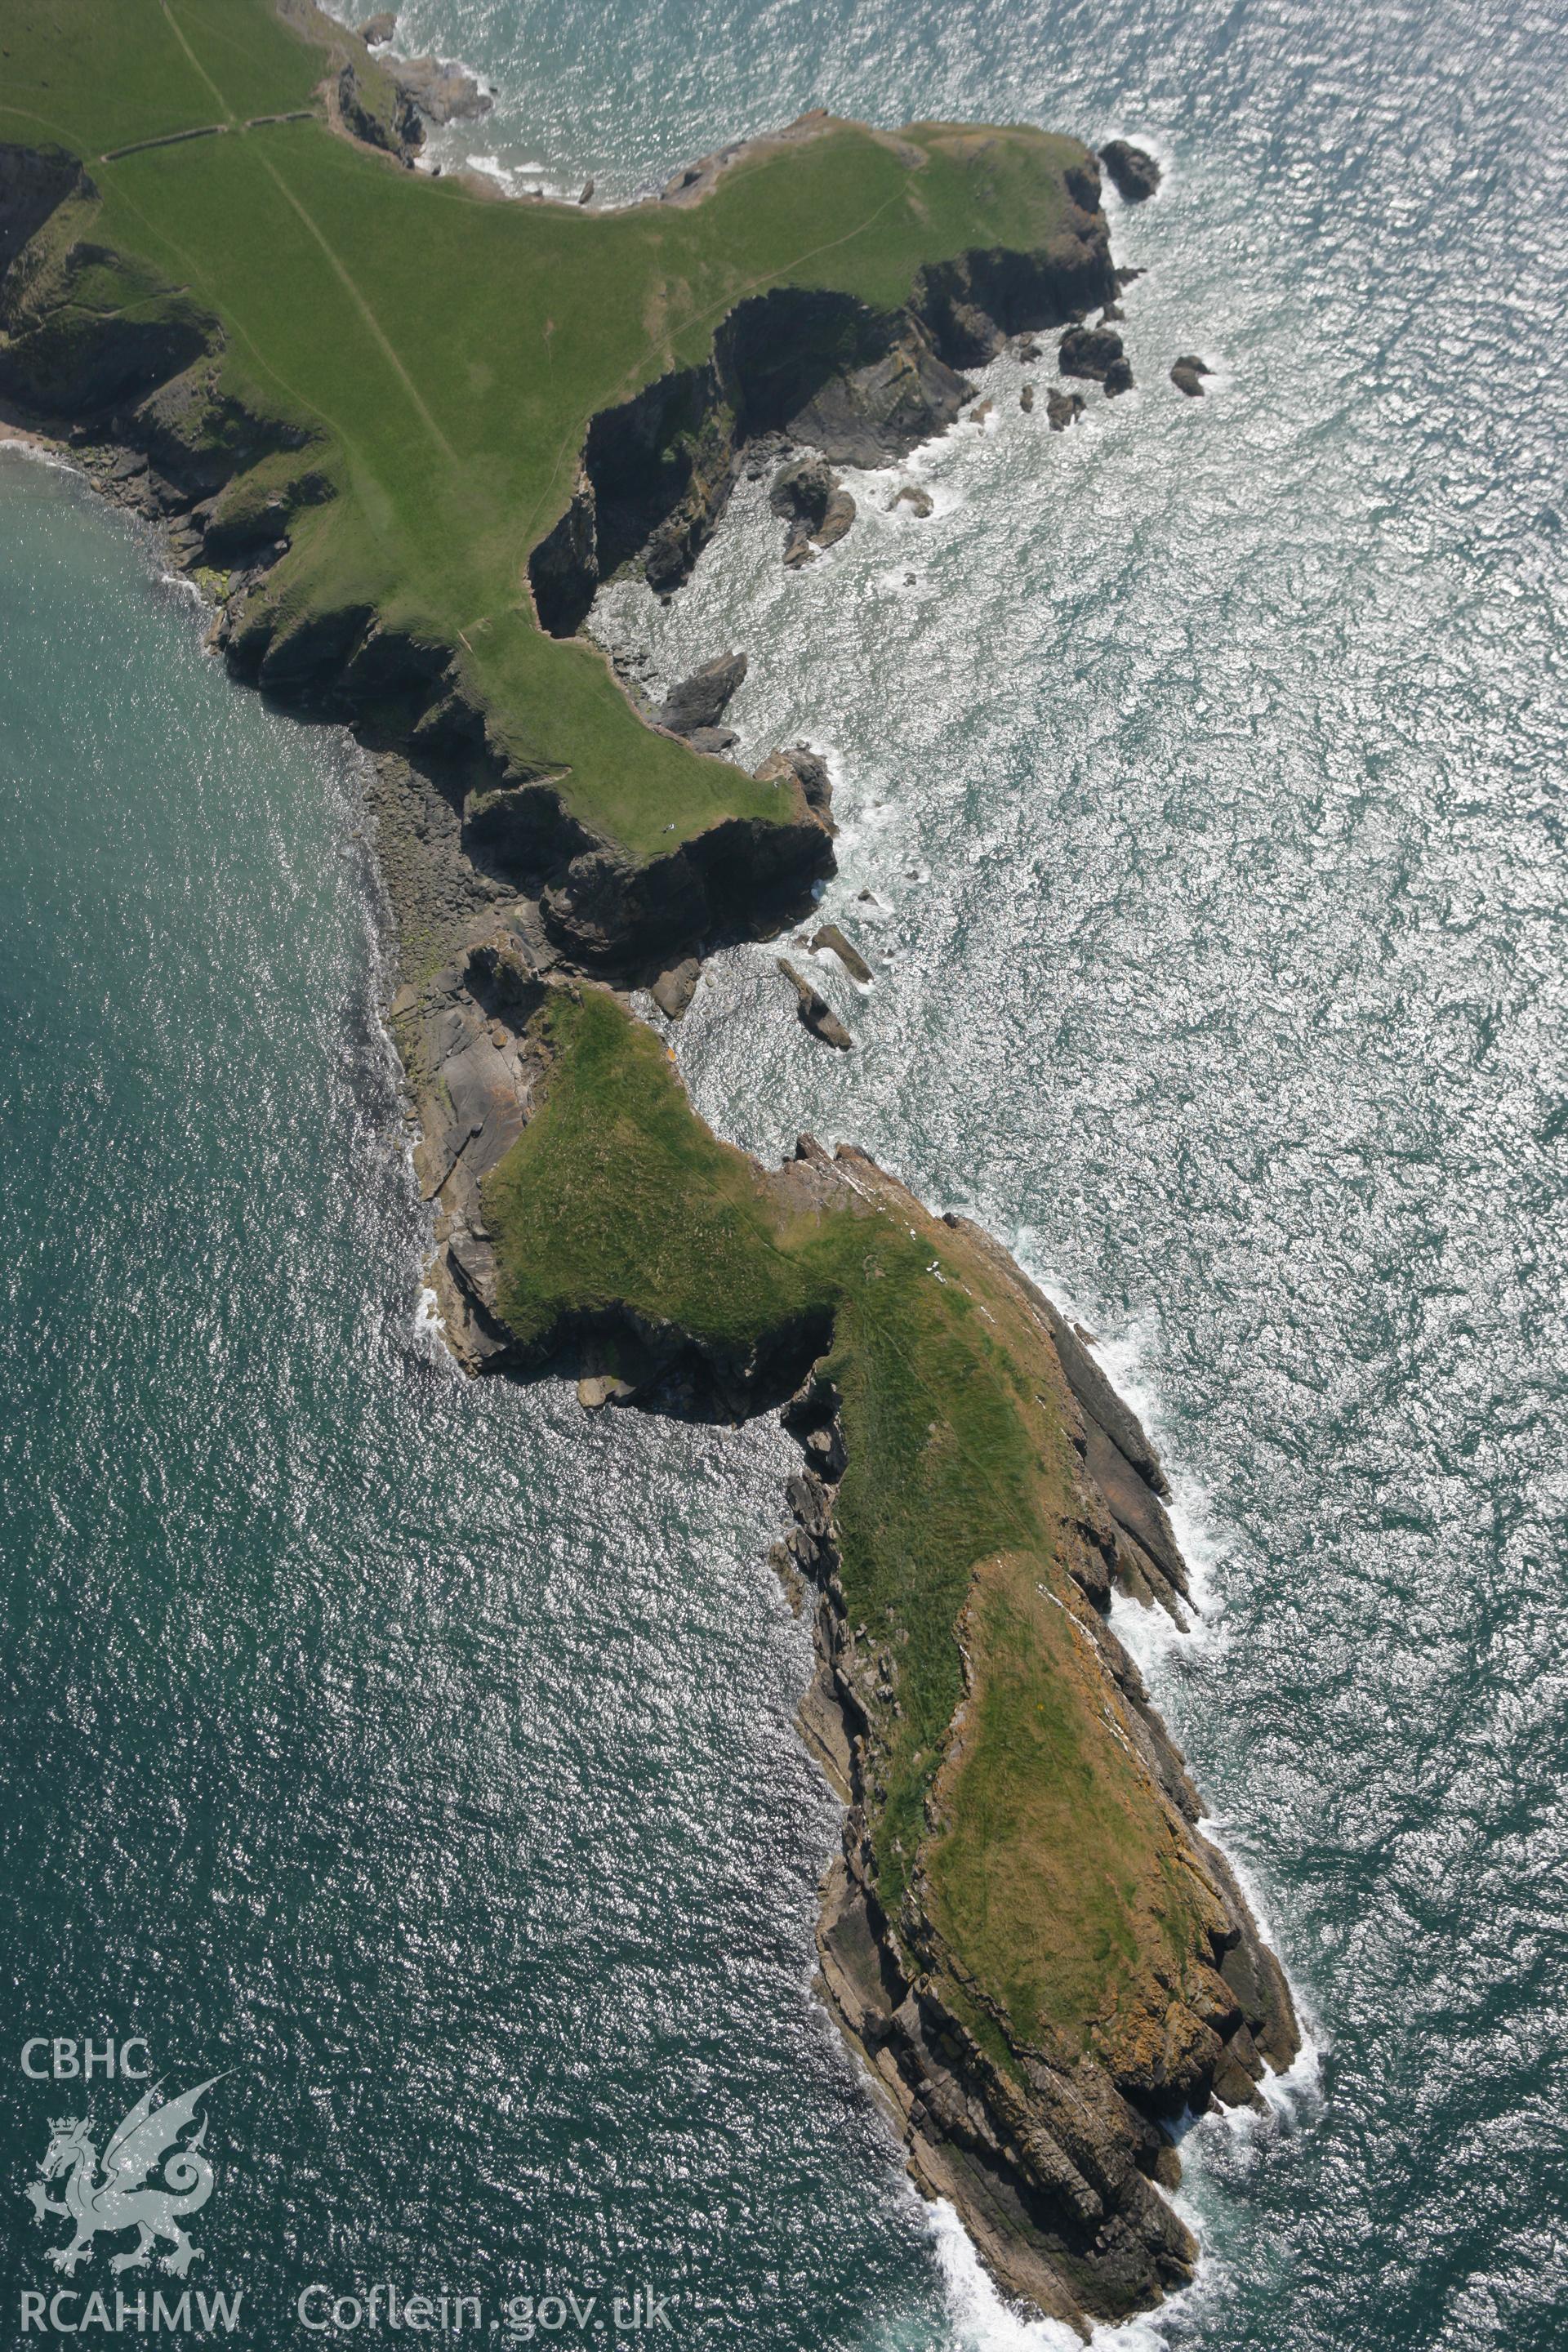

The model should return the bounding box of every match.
[1058,324,1129,385]
[1046,388,1086,431]
[888,483,933,517]
[1099,140,1162,203]
[769,455,856,566]
[1019,382,1035,412]
[650,959,701,1021]
[357,11,396,42]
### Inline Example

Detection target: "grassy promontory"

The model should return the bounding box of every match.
[485,990,1205,1992]
[457,977,1298,2326]
[1,0,1098,876]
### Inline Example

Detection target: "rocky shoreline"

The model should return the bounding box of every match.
[1,68,1287,2333]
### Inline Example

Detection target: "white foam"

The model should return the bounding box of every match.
[929,2197,1177,2350]
[158,569,207,606]
[0,436,76,474]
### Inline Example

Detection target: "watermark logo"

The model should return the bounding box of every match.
[24,2071,225,2279]
[17,2043,241,2335]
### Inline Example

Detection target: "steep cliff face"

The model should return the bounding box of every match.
[530,194,1116,636]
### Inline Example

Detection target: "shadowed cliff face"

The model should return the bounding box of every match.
[528,222,1116,639]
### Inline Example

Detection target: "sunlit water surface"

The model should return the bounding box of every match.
[4,0,1567,2345]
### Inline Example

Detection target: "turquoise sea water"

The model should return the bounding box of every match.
[4,1,1567,2346]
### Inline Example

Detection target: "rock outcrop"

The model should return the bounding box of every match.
[527,173,1116,635]
[769,455,856,567]
[811,922,872,982]
[1099,140,1162,203]
[754,743,835,833]
[778,958,853,1049]
[1059,323,1134,396]
[336,59,424,158]
[653,649,747,738]
[390,54,492,126]
[1171,354,1211,398]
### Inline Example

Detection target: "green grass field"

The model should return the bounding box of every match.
[2,0,1080,858]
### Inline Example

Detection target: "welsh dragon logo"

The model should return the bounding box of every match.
[24,2076,224,2278]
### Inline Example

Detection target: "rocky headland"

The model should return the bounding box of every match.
[0,6,1285,2330]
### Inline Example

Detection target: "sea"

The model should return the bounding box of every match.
[2,2,1565,2346]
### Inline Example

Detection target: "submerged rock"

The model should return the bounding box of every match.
[778,960,853,1049]
[1099,139,1162,202]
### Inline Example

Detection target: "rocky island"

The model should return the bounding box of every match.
[0,1,1290,2329]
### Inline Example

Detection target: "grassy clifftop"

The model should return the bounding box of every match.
[1,0,1089,862]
